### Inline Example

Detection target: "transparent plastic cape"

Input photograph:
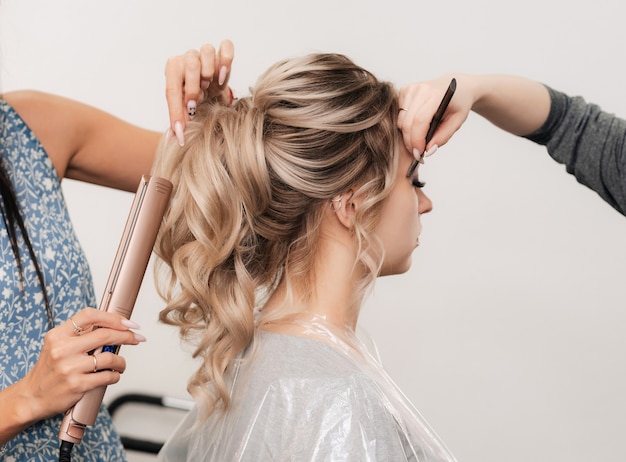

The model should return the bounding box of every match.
[158,317,457,461]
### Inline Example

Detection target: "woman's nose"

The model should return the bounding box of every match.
[417,189,433,214]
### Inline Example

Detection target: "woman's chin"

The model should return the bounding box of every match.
[379,257,412,277]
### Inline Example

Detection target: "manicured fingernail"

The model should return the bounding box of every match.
[121,319,141,330]
[413,148,421,161]
[218,66,227,86]
[174,121,185,146]
[134,333,147,343]
[425,144,438,157]
[187,100,197,117]
[200,78,211,90]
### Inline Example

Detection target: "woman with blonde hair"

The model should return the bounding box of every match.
[154,52,455,461]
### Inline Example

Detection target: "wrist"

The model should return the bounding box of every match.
[463,74,490,113]
[0,382,39,444]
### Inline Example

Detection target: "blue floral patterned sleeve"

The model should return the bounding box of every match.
[0,99,127,461]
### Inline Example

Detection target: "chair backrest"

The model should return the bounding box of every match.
[107,392,193,457]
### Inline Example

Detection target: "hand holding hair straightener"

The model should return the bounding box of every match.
[58,175,172,461]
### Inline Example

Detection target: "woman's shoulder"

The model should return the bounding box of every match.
[236,330,390,414]
[1,90,73,174]
[2,90,61,120]
[199,331,404,460]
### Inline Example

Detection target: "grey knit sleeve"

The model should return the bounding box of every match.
[524,86,626,215]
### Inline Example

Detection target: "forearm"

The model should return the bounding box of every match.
[472,76,626,214]
[0,382,40,444]
[468,74,552,136]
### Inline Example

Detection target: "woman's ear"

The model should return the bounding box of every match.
[330,190,360,230]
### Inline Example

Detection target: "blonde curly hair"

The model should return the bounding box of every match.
[152,53,400,417]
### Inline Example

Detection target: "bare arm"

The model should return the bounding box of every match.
[2,90,160,192]
[398,73,552,158]
[469,74,551,135]
[399,74,626,214]
[3,40,235,191]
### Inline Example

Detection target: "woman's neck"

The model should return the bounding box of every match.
[261,227,364,332]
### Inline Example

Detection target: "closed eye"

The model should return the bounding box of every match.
[410,169,425,189]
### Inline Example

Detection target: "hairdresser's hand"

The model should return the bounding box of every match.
[0,307,145,443]
[398,74,473,161]
[165,40,235,146]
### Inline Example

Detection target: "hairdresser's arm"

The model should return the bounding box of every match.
[525,87,626,215]
[398,73,551,157]
[2,90,160,192]
[400,74,626,215]
[0,308,145,444]
[2,41,233,191]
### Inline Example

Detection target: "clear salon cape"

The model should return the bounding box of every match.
[158,318,457,461]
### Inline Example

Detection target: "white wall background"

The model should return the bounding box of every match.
[2,1,626,461]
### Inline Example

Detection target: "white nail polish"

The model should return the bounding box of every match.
[425,145,438,157]
[174,121,185,147]
[122,319,141,330]
[413,148,421,160]
[218,66,227,86]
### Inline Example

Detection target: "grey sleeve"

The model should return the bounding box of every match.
[524,86,626,216]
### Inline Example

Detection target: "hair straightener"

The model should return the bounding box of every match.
[58,175,172,461]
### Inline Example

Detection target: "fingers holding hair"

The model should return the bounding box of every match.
[165,40,235,146]
[209,40,235,96]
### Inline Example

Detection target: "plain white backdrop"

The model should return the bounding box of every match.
[2,1,626,461]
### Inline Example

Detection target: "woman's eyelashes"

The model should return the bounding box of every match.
[411,175,426,189]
